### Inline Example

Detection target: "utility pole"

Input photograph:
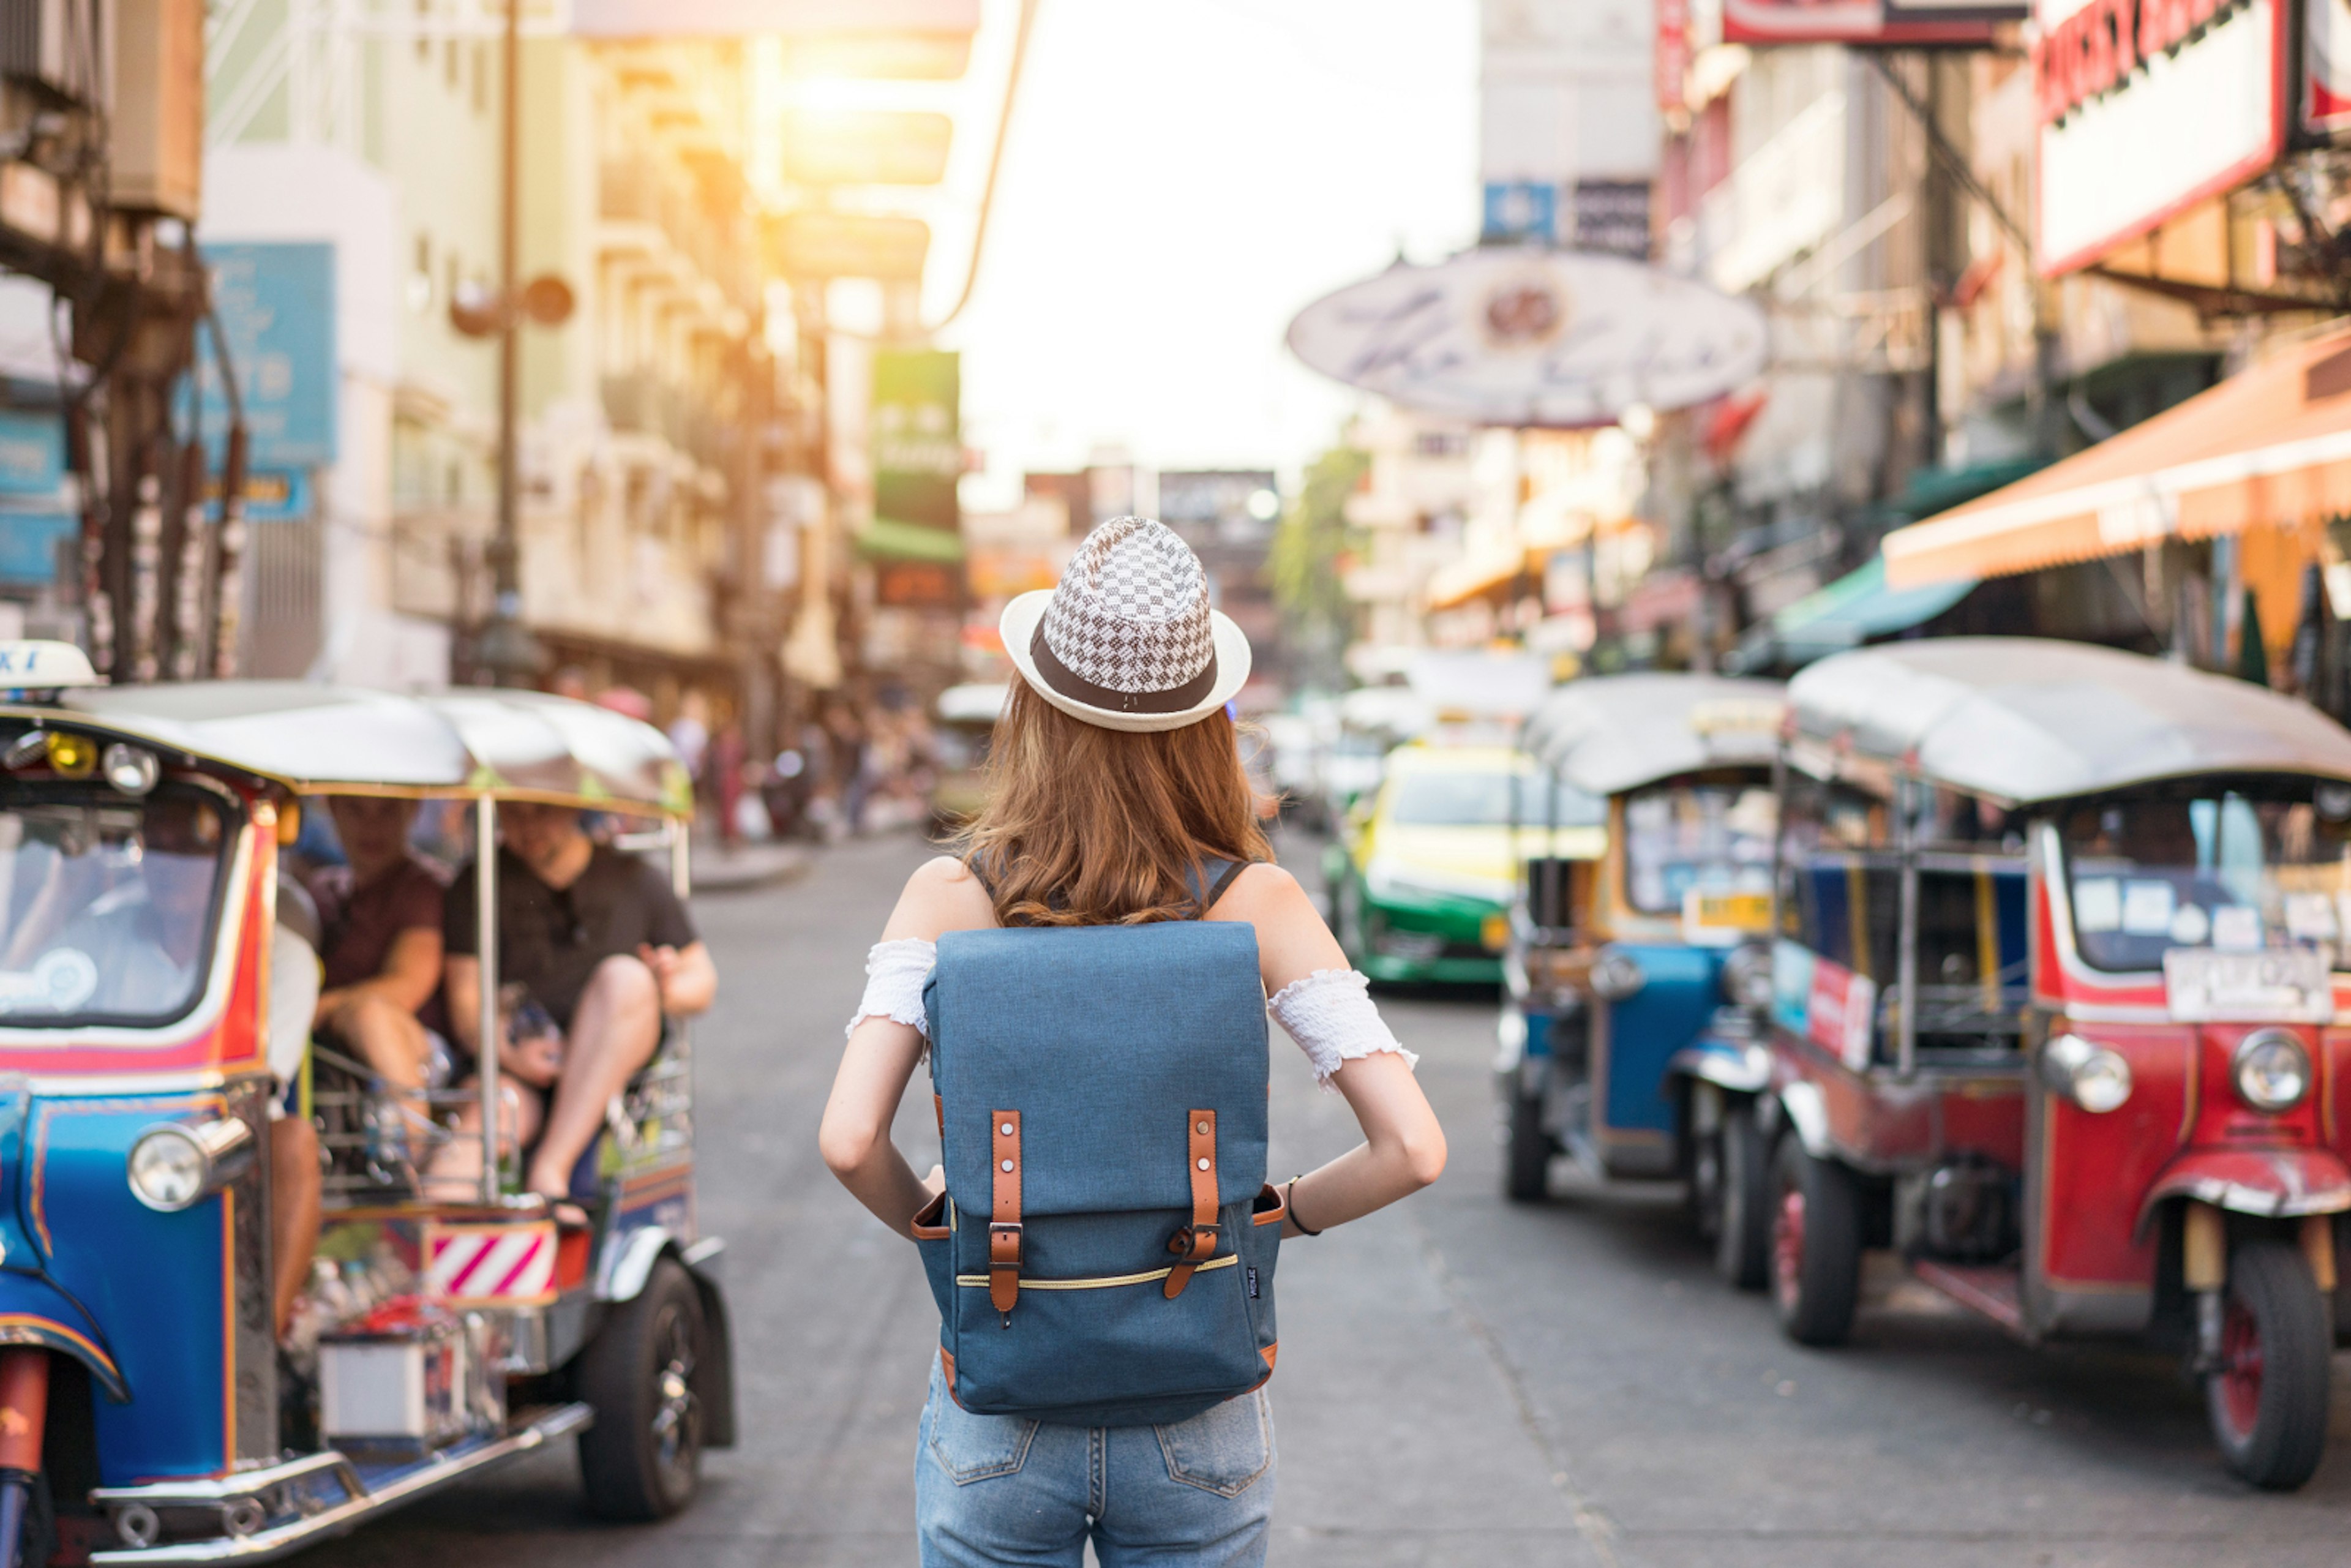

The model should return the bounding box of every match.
[475,0,542,686]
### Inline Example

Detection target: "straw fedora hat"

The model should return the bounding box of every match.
[1000,516,1252,734]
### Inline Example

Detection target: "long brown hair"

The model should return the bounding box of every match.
[957,681,1271,926]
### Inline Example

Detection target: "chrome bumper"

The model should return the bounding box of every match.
[89,1403,594,1565]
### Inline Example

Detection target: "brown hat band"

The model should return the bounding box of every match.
[1029,623,1221,715]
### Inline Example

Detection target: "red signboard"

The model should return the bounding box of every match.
[1657,0,1691,113]
[1722,0,2023,45]
[875,560,960,609]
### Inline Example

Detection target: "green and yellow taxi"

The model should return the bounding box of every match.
[1324,743,1605,985]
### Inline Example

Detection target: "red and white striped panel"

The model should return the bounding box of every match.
[425,1222,559,1305]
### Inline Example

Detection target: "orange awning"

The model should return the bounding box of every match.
[1882,325,2351,589]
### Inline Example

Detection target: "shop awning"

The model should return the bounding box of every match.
[1425,544,1528,611]
[856,517,966,564]
[1727,555,1976,672]
[1883,325,2351,588]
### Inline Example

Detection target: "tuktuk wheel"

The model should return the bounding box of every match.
[2204,1239,2331,1490]
[1502,1071,1551,1204]
[577,1258,707,1521]
[1770,1135,1861,1346]
[1712,1104,1771,1292]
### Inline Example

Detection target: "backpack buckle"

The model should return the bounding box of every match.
[988,1221,1024,1270]
[1166,1221,1219,1261]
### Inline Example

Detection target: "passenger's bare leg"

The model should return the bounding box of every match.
[271,1118,322,1338]
[422,1082,544,1201]
[525,955,662,1199]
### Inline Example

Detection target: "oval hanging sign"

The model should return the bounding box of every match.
[1285,249,1768,427]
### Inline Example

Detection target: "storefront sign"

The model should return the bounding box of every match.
[2033,0,2285,274]
[1482,182,1558,245]
[872,348,961,544]
[1572,180,1653,260]
[1286,249,1765,427]
[0,410,64,499]
[1723,0,2023,45]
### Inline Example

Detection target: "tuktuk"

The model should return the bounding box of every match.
[1499,675,1785,1284]
[1760,637,2351,1488]
[0,643,733,1562]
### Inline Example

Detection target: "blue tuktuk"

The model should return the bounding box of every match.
[0,645,731,1564]
[1498,674,1787,1280]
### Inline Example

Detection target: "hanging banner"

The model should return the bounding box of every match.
[2307,0,2351,137]
[1286,249,1765,427]
[200,242,338,468]
[1722,0,2023,45]
[869,348,961,553]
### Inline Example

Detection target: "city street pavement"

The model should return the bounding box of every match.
[307,829,2351,1567]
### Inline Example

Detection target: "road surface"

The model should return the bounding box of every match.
[307,828,2351,1567]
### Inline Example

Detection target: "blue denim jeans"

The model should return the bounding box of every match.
[915,1359,1275,1567]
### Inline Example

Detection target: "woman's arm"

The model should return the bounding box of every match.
[817,857,995,1237]
[1217,865,1448,1237]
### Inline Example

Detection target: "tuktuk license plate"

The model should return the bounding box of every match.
[2162,948,2334,1023]
[1682,890,1771,947]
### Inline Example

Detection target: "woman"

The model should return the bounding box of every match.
[820,517,1445,1567]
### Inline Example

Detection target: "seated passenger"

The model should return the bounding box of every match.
[437,803,716,1202]
[305,797,451,1109]
[269,878,325,1338]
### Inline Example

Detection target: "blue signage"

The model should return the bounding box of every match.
[198,242,337,468]
[0,513,76,584]
[1482,181,1559,246]
[0,410,65,500]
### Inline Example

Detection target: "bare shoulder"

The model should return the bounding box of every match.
[882,855,998,942]
[1210,860,1307,913]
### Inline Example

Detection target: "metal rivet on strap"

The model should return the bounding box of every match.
[1197,1157,1210,1171]
[1001,1158,1014,1172]
[1001,1121,1014,1136]
[1196,1120,1209,1135]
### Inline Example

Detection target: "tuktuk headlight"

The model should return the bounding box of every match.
[2232,1029,2312,1114]
[1722,944,1773,1009]
[43,731,94,778]
[1588,947,1646,1002]
[101,742,157,796]
[2040,1032,2133,1114]
[127,1120,253,1212]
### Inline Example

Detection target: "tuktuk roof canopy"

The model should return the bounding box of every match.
[1881,324,2351,588]
[11,681,692,813]
[1787,638,2351,805]
[1524,673,1786,797]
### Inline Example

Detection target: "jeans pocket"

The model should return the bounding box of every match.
[1155,1389,1273,1498]
[925,1364,1040,1485]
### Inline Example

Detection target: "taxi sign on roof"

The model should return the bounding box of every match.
[0,641,100,691]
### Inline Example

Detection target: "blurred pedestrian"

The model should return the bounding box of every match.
[710,718,748,849]
[820,517,1444,1566]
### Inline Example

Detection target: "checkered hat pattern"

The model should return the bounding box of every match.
[1038,517,1215,696]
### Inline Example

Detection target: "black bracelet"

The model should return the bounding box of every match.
[1284,1176,1323,1236]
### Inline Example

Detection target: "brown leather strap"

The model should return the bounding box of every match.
[990,1110,1022,1315]
[1165,1109,1219,1299]
[934,1093,944,1136]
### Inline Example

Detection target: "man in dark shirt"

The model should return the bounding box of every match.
[308,796,449,1097]
[441,801,716,1200]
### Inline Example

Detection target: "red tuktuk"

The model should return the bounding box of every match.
[1758,638,2351,1488]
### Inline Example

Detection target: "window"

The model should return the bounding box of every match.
[0,785,234,1027]
[1621,782,1776,914]
[2061,787,2351,973]
[1387,770,1600,829]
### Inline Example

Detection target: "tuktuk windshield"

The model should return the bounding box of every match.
[0,783,235,1026]
[2060,784,2351,973]
[1622,782,1776,914]
[1394,770,1602,828]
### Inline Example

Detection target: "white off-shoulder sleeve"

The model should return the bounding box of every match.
[1267,968,1418,1089]
[847,938,937,1038]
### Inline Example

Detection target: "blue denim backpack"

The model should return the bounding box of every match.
[914,860,1284,1427]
